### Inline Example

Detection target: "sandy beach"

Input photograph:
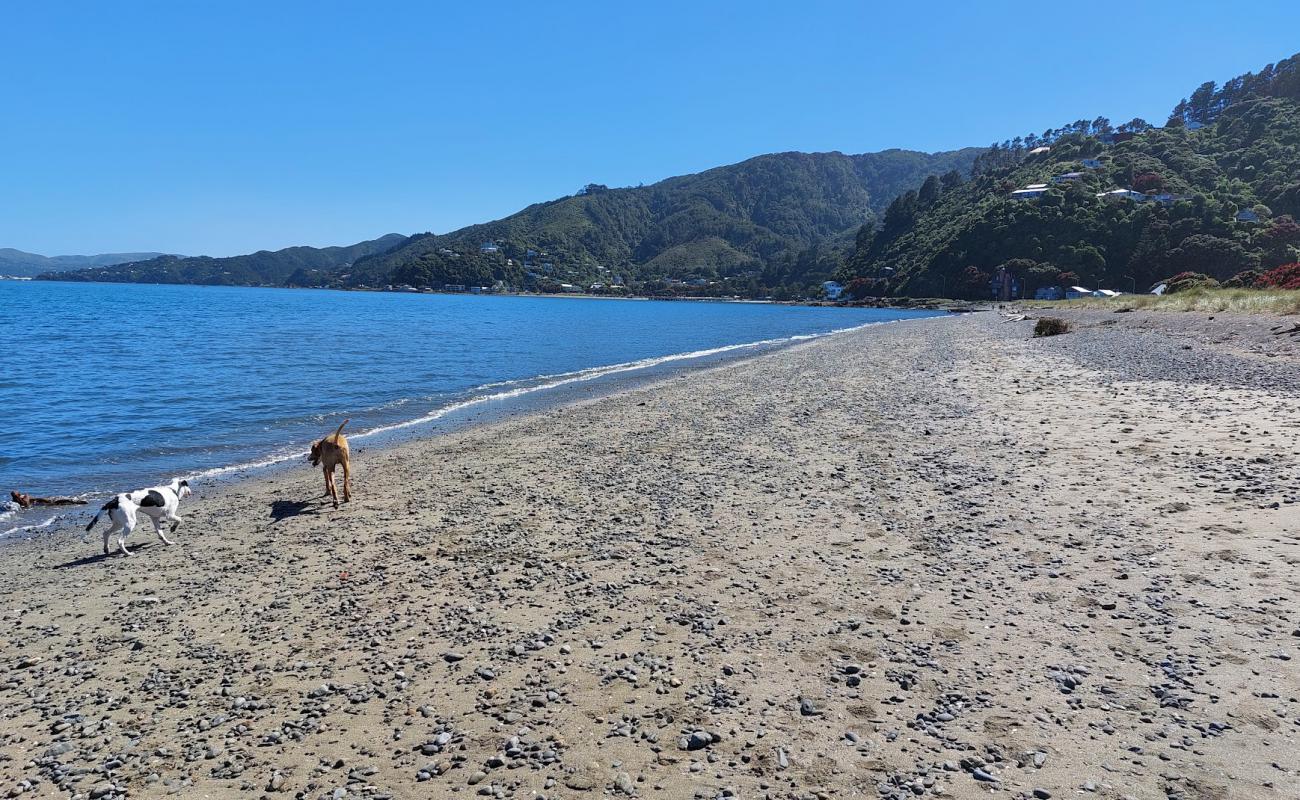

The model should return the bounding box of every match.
[1,311,1297,800]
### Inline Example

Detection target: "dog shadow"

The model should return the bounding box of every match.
[53,542,155,569]
[270,499,320,523]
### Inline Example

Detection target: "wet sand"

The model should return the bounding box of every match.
[1,312,1297,800]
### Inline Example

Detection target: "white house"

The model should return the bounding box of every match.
[479,242,500,253]
[822,280,845,300]
[1028,146,1051,155]
[1096,188,1146,202]
[1011,184,1050,199]
[1051,172,1084,183]
[1065,285,1093,299]
[1092,289,1121,298]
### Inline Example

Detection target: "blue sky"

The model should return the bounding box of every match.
[4,1,1298,257]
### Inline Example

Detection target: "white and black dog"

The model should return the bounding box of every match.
[85,478,192,556]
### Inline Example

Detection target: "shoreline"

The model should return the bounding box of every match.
[14,276,976,311]
[1,311,1296,800]
[1,313,946,541]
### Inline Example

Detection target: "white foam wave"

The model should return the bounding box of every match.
[1,515,60,538]
[181,316,926,483]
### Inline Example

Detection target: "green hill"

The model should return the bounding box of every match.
[45,234,408,286]
[839,52,1300,299]
[342,148,982,294]
[1,249,173,277]
[41,148,979,295]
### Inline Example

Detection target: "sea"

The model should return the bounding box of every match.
[0,281,943,535]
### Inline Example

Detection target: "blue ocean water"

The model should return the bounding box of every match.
[0,281,939,527]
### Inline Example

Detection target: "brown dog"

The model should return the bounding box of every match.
[309,419,352,508]
[11,490,87,509]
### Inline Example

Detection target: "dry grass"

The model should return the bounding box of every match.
[1021,288,1300,315]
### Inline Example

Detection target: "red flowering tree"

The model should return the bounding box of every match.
[843,276,890,299]
[1256,263,1300,290]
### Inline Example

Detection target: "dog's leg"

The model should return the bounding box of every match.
[102,525,116,555]
[342,459,352,503]
[118,519,135,556]
[326,467,339,509]
[153,514,176,546]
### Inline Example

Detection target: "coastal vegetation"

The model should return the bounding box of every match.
[838,52,1300,301]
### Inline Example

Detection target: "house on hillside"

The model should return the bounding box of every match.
[1096,188,1146,202]
[1011,184,1049,200]
[1235,208,1261,223]
[1065,285,1093,299]
[822,281,845,300]
[1051,172,1084,183]
[1080,158,1102,169]
[479,242,500,253]
[1028,146,1051,155]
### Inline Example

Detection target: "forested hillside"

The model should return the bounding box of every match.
[39,148,978,295]
[46,234,408,286]
[839,52,1300,299]
[341,148,981,294]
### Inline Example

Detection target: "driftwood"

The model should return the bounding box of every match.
[1269,323,1300,336]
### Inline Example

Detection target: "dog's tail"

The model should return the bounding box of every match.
[85,496,119,531]
[333,419,350,438]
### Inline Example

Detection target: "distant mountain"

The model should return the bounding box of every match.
[44,234,409,286]
[0,248,173,277]
[39,148,980,295]
[345,148,983,293]
[838,51,1300,299]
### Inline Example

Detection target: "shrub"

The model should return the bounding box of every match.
[1163,272,1220,294]
[1256,262,1300,290]
[1223,269,1263,288]
[1034,317,1071,337]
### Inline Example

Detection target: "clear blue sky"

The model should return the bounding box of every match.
[4,1,1298,257]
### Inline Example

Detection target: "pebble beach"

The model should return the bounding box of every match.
[1,311,1297,800]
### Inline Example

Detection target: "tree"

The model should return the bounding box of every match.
[1133,172,1165,192]
[940,170,964,190]
[918,175,942,206]
[1254,215,1300,267]
[1168,234,1258,280]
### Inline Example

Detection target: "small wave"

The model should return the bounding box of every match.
[1,515,60,538]
[349,319,883,440]
[182,317,927,484]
